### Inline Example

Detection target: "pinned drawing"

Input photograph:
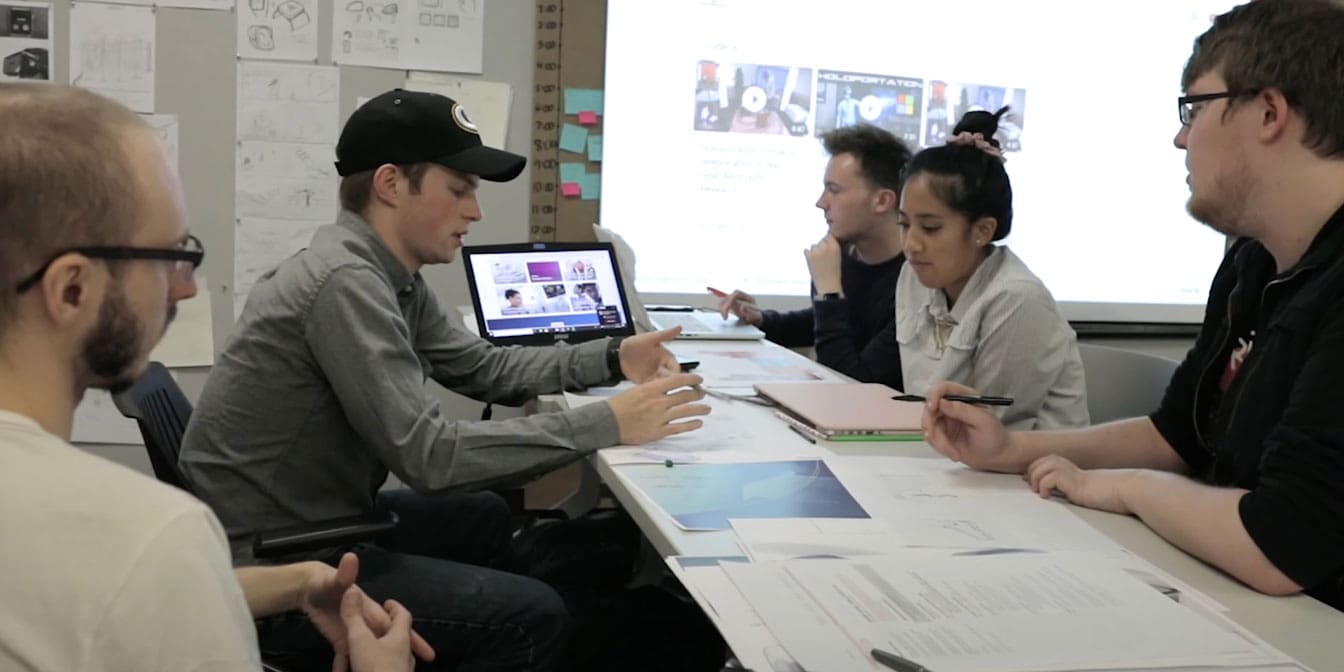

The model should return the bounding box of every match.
[247,25,275,51]
[331,0,480,71]
[237,0,318,61]
[68,2,155,113]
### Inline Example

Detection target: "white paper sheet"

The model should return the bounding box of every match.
[0,1,55,83]
[404,74,511,148]
[237,0,319,62]
[157,0,233,9]
[148,290,215,367]
[141,113,179,172]
[331,0,483,73]
[232,217,321,317]
[724,555,1284,672]
[237,61,339,144]
[236,177,338,221]
[731,519,1230,614]
[673,346,837,388]
[71,389,142,445]
[821,456,1123,552]
[234,62,338,315]
[599,395,819,465]
[69,2,154,113]
[666,557,804,672]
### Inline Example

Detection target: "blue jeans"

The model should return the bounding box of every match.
[256,490,569,672]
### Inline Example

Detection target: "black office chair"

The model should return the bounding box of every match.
[112,362,399,559]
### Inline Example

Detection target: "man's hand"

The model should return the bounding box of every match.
[709,286,764,326]
[298,553,435,672]
[618,327,682,382]
[921,381,1017,472]
[804,235,844,296]
[341,587,415,672]
[607,373,712,444]
[1025,456,1137,515]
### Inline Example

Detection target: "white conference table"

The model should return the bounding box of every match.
[581,339,1343,672]
[457,308,1343,670]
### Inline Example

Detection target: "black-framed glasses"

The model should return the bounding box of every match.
[1178,91,1254,125]
[14,234,205,294]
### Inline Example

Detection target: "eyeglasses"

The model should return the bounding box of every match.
[1178,91,1253,126]
[14,234,205,294]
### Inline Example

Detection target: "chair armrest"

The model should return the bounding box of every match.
[252,511,398,559]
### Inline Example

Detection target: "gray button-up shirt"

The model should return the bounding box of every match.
[180,211,621,560]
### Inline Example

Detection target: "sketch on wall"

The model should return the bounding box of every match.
[331,0,482,73]
[234,61,339,316]
[69,2,155,112]
[238,0,319,62]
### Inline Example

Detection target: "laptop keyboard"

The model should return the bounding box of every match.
[654,313,711,333]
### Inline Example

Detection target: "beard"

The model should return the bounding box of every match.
[1187,164,1253,238]
[82,283,174,390]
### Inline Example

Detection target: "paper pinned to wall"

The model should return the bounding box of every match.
[237,0,319,62]
[404,74,511,149]
[69,2,155,113]
[156,0,232,9]
[233,218,322,317]
[72,389,142,445]
[235,62,338,315]
[150,291,215,368]
[238,140,335,181]
[332,0,483,73]
[237,61,340,144]
[0,1,55,83]
[141,114,179,172]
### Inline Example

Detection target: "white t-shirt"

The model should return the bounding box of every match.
[0,409,259,672]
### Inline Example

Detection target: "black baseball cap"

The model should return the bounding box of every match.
[334,89,526,182]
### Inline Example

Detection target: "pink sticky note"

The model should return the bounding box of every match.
[577,110,599,125]
[560,182,581,197]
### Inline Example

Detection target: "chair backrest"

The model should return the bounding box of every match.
[1077,343,1181,424]
[111,361,195,492]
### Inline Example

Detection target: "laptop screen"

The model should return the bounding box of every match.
[460,242,636,344]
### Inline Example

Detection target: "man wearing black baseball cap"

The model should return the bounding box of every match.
[180,89,710,670]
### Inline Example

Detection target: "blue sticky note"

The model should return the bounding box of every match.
[579,172,601,200]
[559,162,586,183]
[564,88,604,115]
[559,123,588,154]
[586,135,603,162]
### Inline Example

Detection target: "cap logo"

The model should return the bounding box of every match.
[452,103,480,135]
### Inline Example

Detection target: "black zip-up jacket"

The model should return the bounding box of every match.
[1150,202,1344,610]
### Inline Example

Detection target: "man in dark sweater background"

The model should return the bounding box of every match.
[715,124,910,389]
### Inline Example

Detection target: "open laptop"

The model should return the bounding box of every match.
[647,310,765,340]
[460,241,637,345]
[754,382,924,438]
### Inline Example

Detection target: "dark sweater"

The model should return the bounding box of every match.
[759,250,903,389]
[1150,201,1344,610]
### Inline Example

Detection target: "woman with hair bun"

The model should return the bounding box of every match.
[896,106,1088,429]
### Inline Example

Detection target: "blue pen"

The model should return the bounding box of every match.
[871,648,935,672]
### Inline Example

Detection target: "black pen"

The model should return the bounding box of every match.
[871,648,934,672]
[892,393,1014,406]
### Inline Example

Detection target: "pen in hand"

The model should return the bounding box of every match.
[892,393,1013,407]
[871,648,935,672]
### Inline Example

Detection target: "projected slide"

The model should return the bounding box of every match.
[603,0,1242,323]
